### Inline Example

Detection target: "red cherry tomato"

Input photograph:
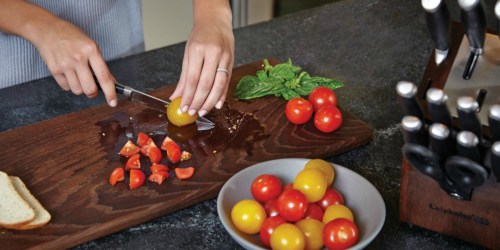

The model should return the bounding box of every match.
[308,86,337,112]
[109,167,125,186]
[316,187,345,210]
[283,183,294,192]
[304,203,324,221]
[125,153,141,171]
[276,189,308,222]
[148,146,162,164]
[175,167,195,180]
[285,97,313,125]
[260,216,286,247]
[119,140,141,157]
[251,174,283,203]
[137,132,151,147]
[129,169,146,190]
[314,105,342,133]
[323,218,359,250]
[264,199,280,217]
[148,170,169,185]
[162,136,181,163]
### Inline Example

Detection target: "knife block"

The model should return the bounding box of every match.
[399,22,500,249]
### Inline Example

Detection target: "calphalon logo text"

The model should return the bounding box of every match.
[428,203,489,226]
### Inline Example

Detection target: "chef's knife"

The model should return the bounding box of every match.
[401,115,428,146]
[426,88,453,128]
[457,96,483,143]
[396,81,425,121]
[422,0,451,65]
[114,83,215,131]
[489,104,500,142]
[491,141,500,182]
[458,0,486,80]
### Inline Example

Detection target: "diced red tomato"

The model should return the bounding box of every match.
[148,146,162,163]
[137,132,151,147]
[150,164,169,173]
[174,167,195,180]
[140,138,158,156]
[109,167,125,186]
[162,136,181,163]
[148,170,169,184]
[181,151,192,161]
[125,154,141,171]
[129,169,146,190]
[119,140,141,157]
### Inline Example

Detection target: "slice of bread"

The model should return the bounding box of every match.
[9,176,51,230]
[0,171,35,228]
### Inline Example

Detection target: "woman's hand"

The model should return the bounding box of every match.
[169,0,234,117]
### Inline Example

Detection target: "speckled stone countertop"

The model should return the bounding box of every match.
[0,0,496,249]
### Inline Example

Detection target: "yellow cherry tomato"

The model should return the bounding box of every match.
[293,168,327,203]
[304,159,335,186]
[295,218,325,250]
[323,204,354,224]
[270,223,306,250]
[166,97,198,127]
[231,199,267,234]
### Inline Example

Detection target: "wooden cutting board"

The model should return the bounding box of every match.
[0,60,372,250]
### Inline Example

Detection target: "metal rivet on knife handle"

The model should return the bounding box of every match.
[396,81,425,121]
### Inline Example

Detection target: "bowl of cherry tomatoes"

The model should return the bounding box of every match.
[217,158,385,250]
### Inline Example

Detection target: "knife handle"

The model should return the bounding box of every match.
[422,0,450,52]
[115,83,126,95]
[429,123,456,164]
[495,0,500,36]
[426,88,453,128]
[491,141,500,182]
[457,96,483,143]
[401,116,428,146]
[396,81,425,121]
[456,130,481,163]
[489,104,500,142]
[459,0,486,52]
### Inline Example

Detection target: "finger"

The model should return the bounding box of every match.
[215,55,233,109]
[170,47,189,101]
[53,74,70,91]
[181,45,204,115]
[65,70,83,95]
[89,54,117,107]
[75,63,98,98]
[189,51,220,115]
[197,54,230,115]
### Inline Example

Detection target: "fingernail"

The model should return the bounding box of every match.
[109,99,117,107]
[181,106,189,113]
[188,109,197,116]
[198,109,207,117]
[215,100,224,109]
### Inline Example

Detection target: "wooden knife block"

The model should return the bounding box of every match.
[399,22,500,249]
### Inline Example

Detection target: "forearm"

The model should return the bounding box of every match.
[192,0,232,28]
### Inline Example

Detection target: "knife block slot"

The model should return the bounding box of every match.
[399,22,500,249]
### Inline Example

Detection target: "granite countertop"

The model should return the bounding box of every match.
[0,0,495,249]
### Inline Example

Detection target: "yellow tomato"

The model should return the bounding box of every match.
[295,219,324,250]
[323,204,354,224]
[270,223,306,250]
[166,97,198,127]
[304,159,335,186]
[231,199,267,234]
[293,168,327,203]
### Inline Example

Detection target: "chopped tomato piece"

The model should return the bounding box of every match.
[150,164,169,173]
[162,136,181,163]
[148,146,162,163]
[175,167,195,180]
[148,170,169,184]
[119,140,141,157]
[129,169,146,190]
[109,167,125,186]
[125,154,141,171]
[181,151,192,161]
[137,132,151,147]
[141,138,158,156]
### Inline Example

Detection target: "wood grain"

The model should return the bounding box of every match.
[0,60,372,250]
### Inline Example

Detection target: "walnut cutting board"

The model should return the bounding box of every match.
[0,60,372,250]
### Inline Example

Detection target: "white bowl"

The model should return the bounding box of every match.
[217,158,386,250]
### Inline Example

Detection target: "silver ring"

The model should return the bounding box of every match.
[216,68,228,76]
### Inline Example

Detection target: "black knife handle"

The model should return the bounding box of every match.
[426,88,453,128]
[422,0,450,51]
[457,96,483,142]
[396,81,425,121]
[491,141,500,182]
[456,130,482,163]
[401,116,428,146]
[459,0,486,51]
[495,0,500,36]
[489,104,500,142]
[429,123,456,164]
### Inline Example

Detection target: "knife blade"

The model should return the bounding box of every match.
[458,0,486,80]
[426,88,453,128]
[422,0,451,65]
[115,83,215,131]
